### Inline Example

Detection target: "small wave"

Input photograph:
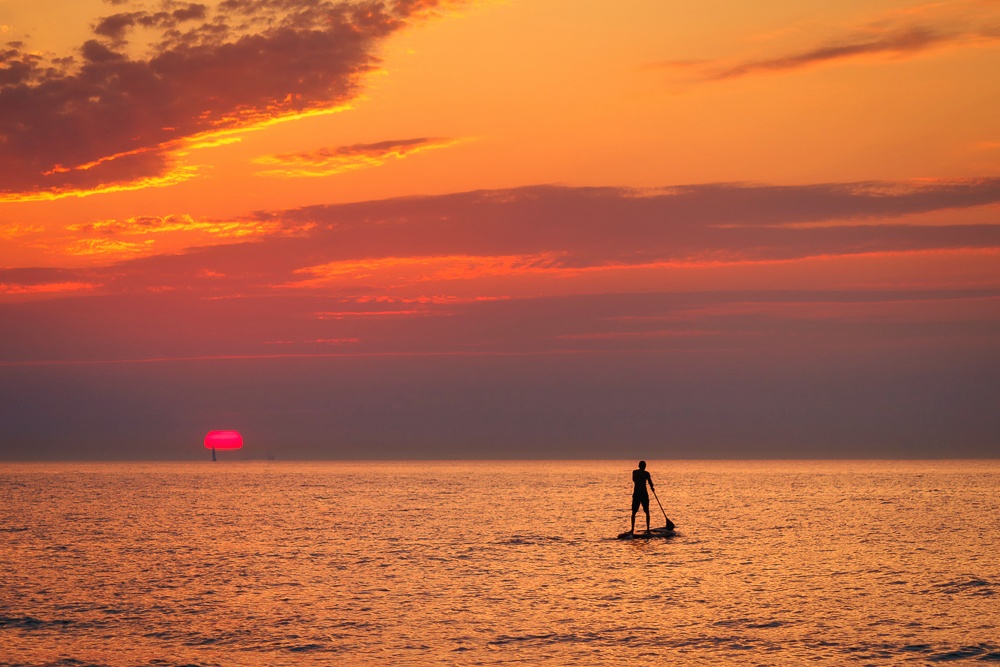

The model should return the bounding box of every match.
[928,644,1000,661]
[933,577,996,596]
[0,615,73,630]
[183,636,223,646]
[0,526,29,533]
[488,632,560,646]
[496,535,570,546]
[49,659,108,667]
[713,618,783,630]
[900,644,932,653]
[488,630,647,648]
[286,643,328,652]
[330,620,378,630]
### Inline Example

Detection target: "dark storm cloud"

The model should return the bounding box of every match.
[0,0,452,196]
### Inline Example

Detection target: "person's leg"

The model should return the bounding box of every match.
[631,496,640,533]
[642,497,651,531]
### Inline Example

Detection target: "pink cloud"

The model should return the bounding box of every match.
[0,281,97,296]
[4,180,999,298]
[0,0,457,198]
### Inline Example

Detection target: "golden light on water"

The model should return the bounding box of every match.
[1,461,997,665]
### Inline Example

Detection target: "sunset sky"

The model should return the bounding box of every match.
[2,0,999,459]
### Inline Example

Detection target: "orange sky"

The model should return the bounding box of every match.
[1,0,999,457]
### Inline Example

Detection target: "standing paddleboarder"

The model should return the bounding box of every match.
[630,460,654,534]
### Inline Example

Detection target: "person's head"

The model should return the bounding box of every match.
[638,461,646,470]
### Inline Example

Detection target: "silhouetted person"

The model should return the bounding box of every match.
[630,460,654,534]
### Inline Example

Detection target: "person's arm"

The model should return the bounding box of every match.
[647,472,654,490]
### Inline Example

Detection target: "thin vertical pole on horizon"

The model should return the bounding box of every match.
[652,488,674,530]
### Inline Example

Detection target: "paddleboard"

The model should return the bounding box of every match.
[617,528,676,540]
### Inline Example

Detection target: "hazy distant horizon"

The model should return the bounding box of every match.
[3,456,998,463]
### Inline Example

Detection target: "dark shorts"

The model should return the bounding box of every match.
[632,493,649,513]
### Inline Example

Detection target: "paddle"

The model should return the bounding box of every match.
[651,487,675,531]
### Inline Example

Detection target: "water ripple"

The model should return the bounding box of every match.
[1,460,997,666]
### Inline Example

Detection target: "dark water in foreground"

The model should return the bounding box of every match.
[1,460,998,666]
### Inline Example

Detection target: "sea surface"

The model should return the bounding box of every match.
[1,460,999,666]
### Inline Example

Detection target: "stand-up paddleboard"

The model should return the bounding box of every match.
[617,527,676,540]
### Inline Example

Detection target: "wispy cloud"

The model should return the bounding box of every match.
[285,253,563,289]
[0,281,97,296]
[651,2,1000,81]
[253,137,461,177]
[5,179,998,297]
[49,214,316,258]
[61,238,158,258]
[0,224,44,240]
[67,214,313,239]
[0,0,462,199]
[707,27,961,80]
[314,309,440,319]
[3,286,998,364]
[266,180,1000,278]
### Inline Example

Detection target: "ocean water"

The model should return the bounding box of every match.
[1,460,998,666]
